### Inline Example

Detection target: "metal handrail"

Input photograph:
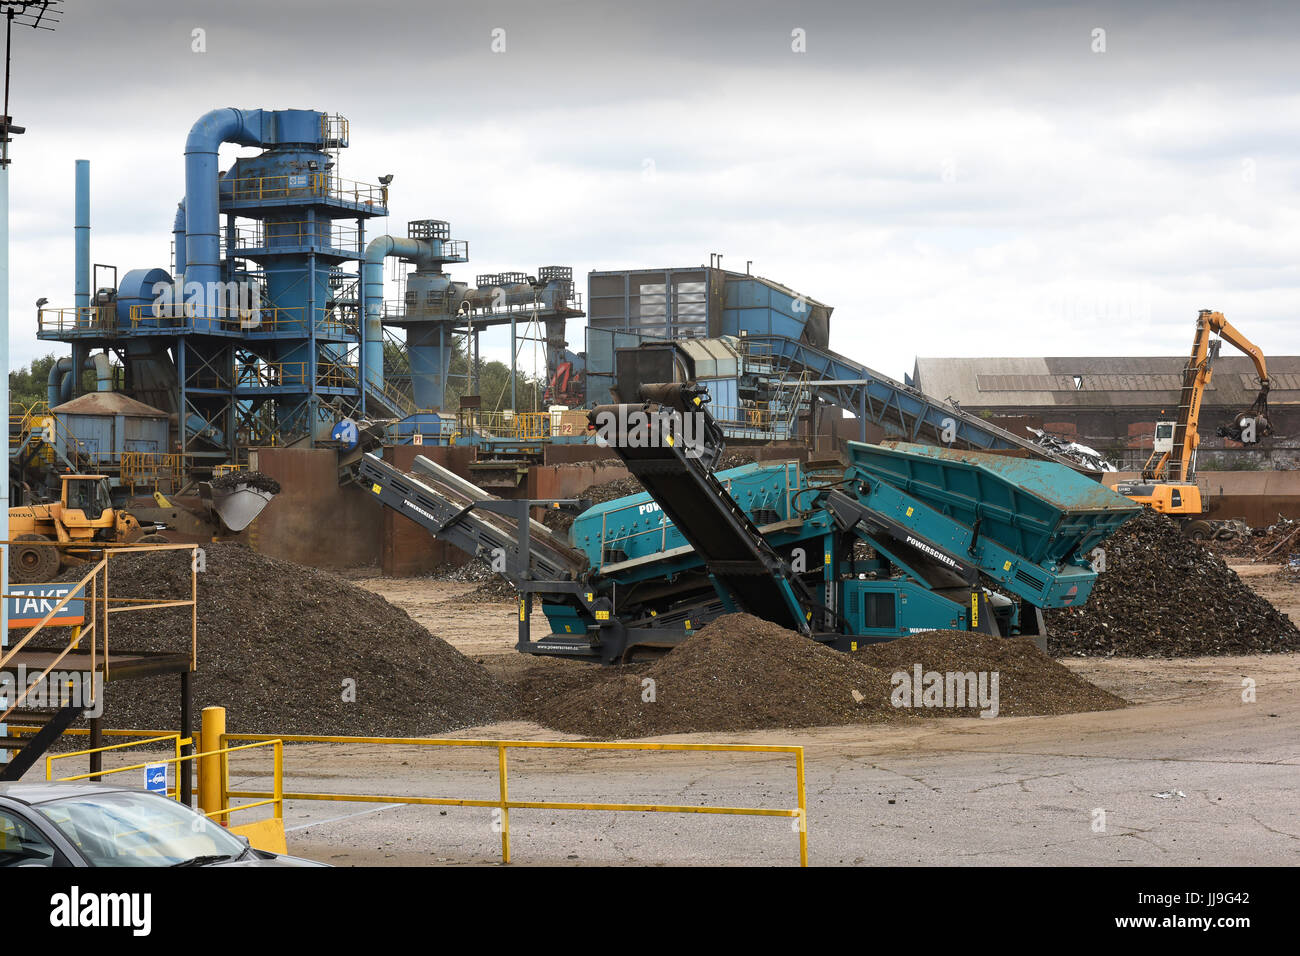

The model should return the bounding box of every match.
[37,306,116,333]
[225,171,384,208]
[221,732,808,866]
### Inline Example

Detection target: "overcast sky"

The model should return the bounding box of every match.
[7,0,1300,379]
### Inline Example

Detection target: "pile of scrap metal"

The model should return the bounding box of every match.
[1025,427,1117,472]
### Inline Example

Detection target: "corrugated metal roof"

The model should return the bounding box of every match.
[914,355,1296,408]
[52,391,170,418]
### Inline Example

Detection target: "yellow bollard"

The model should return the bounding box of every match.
[198,707,226,823]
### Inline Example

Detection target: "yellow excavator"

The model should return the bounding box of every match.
[1115,309,1272,540]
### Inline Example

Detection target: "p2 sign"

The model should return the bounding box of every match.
[144,764,168,795]
[6,584,86,628]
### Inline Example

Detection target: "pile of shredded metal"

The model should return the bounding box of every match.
[1046,510,1300,657]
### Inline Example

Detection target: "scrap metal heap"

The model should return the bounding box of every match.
[360,380,1140,662]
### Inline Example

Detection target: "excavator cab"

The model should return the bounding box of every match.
[59,475,115,527]
[1152,422,1175,454]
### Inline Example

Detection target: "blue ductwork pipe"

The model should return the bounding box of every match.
[47,354,115,406]
[182,108,269,310]
[362,235,436,390]
[75,159,90,309]
[46,358,67,406]
[172,198,186,278]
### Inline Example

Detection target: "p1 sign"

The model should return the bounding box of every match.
[143,764,168,795]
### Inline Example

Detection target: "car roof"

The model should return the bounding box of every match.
[0,780,139,806]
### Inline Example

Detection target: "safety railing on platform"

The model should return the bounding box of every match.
[120,452,187,492]
[0,542,198,722]
[10,401,50,448]
[236,360,309,389]
[129,303,347,338]
[470,410,551,442]
[220,731,808,866]
[228,220,361,256]
[317,360,363,390]
[36,306,117,334]
[225,171,384,209]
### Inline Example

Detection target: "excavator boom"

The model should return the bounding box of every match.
[1145,309,1271,484]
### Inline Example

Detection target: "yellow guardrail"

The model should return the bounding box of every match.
[46,734,185,796]
[120,451,187,491]
[235,360,308,388]
[468,410,552,442]
[50,738,287,853]
[36,306,116,333]
[220,732,809,866]
[229,220,361,255]
[226,171,384,208]
[129,303,347,337]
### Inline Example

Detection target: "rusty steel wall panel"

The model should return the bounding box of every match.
[248,448,382,567]
[380,445,477,576]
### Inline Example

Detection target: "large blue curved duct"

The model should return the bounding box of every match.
[362,235,437,392]
[47,354,114,406]
[182,108,269,311]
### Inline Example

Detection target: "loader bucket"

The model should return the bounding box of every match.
[202,471,281,533]
[208,484,275,532]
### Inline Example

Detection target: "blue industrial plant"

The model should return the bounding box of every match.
[28,105,1060,492]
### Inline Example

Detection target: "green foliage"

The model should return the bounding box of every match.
[384,332,546,412]
[9,353,58,408]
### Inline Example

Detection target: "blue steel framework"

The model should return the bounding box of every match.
[37,109,390,469]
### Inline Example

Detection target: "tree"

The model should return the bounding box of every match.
[9,354,59,408]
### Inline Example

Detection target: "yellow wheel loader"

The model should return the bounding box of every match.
[8,472,278,583]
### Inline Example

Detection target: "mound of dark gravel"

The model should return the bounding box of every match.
[38,543,513,736]
[856,631,1125,717]
[209,470,281,494]
[1045,509,1300,657]
[519,613,1122,738]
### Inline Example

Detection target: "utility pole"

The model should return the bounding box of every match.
[0,1,61,666]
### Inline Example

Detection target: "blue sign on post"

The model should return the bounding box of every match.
[143,764,168,795]
[6,584,86,628]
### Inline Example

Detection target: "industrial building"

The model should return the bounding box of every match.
[912,355,1300,471]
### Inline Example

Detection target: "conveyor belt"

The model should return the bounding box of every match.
[358,453,587,584]
[590,399,813,635]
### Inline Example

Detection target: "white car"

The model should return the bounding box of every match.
[0,781,325,867]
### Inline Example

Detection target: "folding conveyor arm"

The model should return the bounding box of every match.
[589,383,815,635]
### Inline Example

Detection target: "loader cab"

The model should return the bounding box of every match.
[60,475,115,525]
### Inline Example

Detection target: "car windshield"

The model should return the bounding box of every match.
[36,790,247,867]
